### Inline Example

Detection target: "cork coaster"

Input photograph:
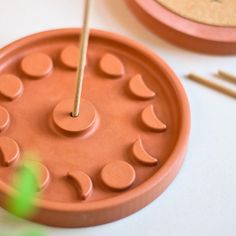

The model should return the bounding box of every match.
[128,0,236,54]
[156,0,236,27]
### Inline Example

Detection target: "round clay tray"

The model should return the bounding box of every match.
[0,28,190,227]
[127,0,236,54]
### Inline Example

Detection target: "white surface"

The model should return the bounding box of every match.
[0,0,236,235]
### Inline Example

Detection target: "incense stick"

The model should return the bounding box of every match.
[186,73,236,99]
[217,70,236,84]
[72,0,93,117]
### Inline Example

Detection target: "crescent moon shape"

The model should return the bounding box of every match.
[132,138,158,166]
[36,162,50,191]
[0,106,10,133]
[0,137,20,167]
[129,74,156,99]
[67,171,93,200]
[99,53,125,78]
[141,105,167,132]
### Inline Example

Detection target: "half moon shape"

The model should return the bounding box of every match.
[129,74,155,99]
[132,138,158,166]
[141,105,167,132]
[67,171,93,200]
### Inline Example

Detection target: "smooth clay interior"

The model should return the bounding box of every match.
[0,31,182,204]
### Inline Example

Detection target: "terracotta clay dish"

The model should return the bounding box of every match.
[127,0,236,54]
[0,28,190,227]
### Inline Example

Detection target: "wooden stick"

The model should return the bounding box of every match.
[186,73,236,99]
[217,70,236,84]
[72,0,93,117]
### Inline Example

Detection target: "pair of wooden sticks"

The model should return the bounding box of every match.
[187,70,236,99]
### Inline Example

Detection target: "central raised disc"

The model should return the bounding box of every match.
[52,98,98,136]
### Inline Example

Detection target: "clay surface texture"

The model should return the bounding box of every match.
[0,29,190,227]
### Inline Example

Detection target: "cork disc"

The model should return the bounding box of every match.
[0,29,190,227]
[128,0,236,54]
[156,0,236,27]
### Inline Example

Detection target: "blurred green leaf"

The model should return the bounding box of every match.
[8,152,40,218]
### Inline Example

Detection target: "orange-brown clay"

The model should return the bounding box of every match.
[60,45,79,70]
[132,137,158,166]
[67,171,93,200]
[0,74,23,100]
[128,74,156,99]
[101,161,136,191]
[21,161,50,192]
[35,162,50,191]
[21,52,53,78]
[141,104,167,131]
[52,98,98,136]
[0,29,190,227]
[0,106,10,132]
[0,137,20,167]
[99,53,125,77]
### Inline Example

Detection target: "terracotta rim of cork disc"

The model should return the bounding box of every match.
[127,0,236,55]
[0,28,190,227]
